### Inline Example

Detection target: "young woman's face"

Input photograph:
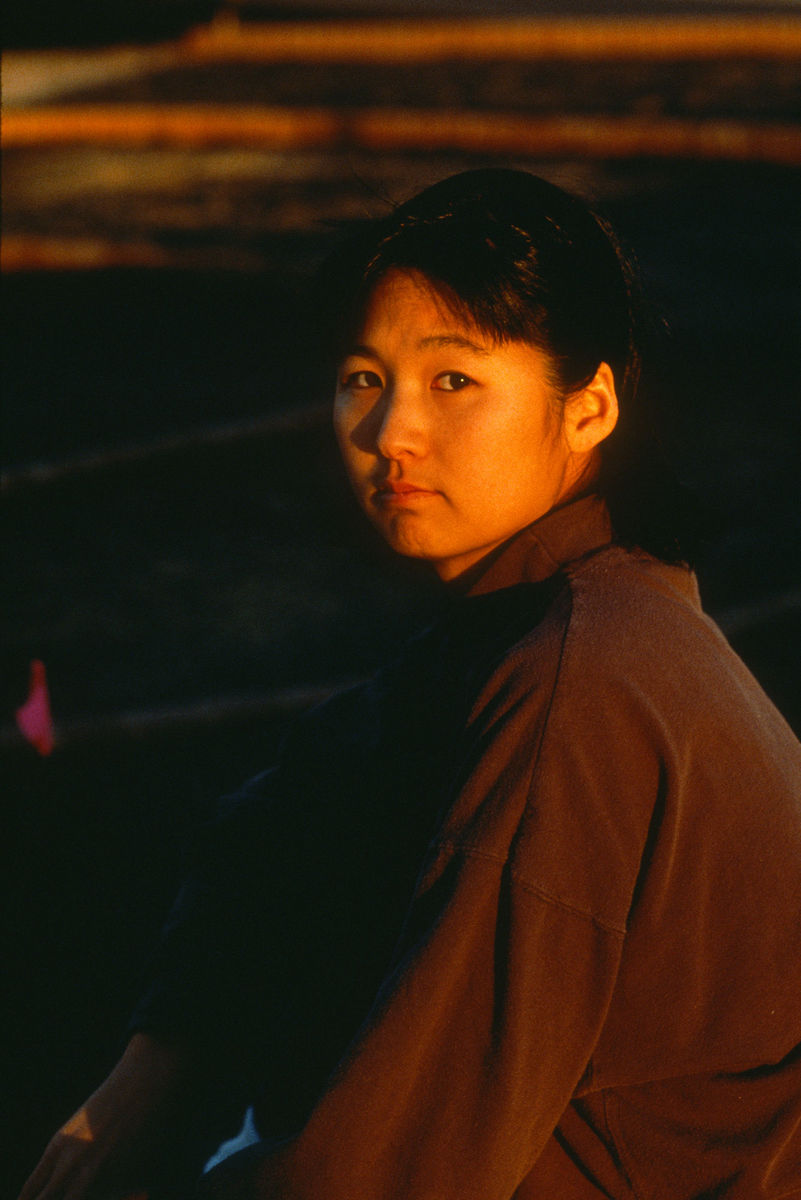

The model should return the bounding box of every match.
[333,269,591,582]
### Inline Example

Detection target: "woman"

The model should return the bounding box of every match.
[21,169,801,1200]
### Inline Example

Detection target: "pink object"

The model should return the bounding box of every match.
[16,659,55,756]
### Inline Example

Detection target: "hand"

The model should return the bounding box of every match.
[18,1035,190,1200]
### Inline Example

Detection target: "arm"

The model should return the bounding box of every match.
[193,599,660,1199]
[192,849,626,1200]
[18,1033,199,1200]
[193,691,643,1196]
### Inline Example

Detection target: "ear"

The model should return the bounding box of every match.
[562,362,619,454]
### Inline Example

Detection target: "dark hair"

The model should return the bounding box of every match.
[314,168,697,565]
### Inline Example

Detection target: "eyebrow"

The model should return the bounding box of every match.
[418,334,491,355]
[342,335,490,360]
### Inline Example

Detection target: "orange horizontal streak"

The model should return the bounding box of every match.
[2,106,338,148]
[183,16,801,61]
[1,235,174,273]
[3,106,800,165]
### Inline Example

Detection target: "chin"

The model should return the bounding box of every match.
[381,530,440,564]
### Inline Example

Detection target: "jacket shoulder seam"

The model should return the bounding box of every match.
[435,839,628,937]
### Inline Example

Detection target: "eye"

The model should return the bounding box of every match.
[433,372,473,392]
[342,369,383,390]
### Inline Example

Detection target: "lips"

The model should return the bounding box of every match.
[374,480,438,503]
[380,481,428,495]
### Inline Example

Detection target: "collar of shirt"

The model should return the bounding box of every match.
[465,493,614,598]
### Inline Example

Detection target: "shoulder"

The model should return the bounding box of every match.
[556,544,796,750]
[565,544,705,659]
[515,541,801,793]
[471,545,710,727]
[506,543,801,914]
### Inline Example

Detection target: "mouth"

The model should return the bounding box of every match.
[373,480,438,504]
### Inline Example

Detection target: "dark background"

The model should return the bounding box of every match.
[4,6,801,1193]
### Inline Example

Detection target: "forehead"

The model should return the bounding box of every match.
[355,268,492,344]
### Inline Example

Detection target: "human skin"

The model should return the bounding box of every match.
[333,269,619,584]
[18,1034,195,1200]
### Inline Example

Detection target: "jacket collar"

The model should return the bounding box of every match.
[464,494,614,597]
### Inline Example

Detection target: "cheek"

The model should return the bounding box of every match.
[477,426,569,515]
[513,400,567,463]
[333,408,372,495]
[461,407,557,475]
[332,411,347,460]
[333,402,356,455]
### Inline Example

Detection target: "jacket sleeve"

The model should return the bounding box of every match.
[236,624,650,1200]
[242,848,627,1200]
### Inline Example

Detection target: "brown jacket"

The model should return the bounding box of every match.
[137,495,801,1198]
[249,496,801,1198]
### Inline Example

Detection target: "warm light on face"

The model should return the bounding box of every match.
[333,269,597,583]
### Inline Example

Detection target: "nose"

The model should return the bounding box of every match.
[374,383,428,460]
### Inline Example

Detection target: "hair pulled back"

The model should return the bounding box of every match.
[315,168,695,565]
